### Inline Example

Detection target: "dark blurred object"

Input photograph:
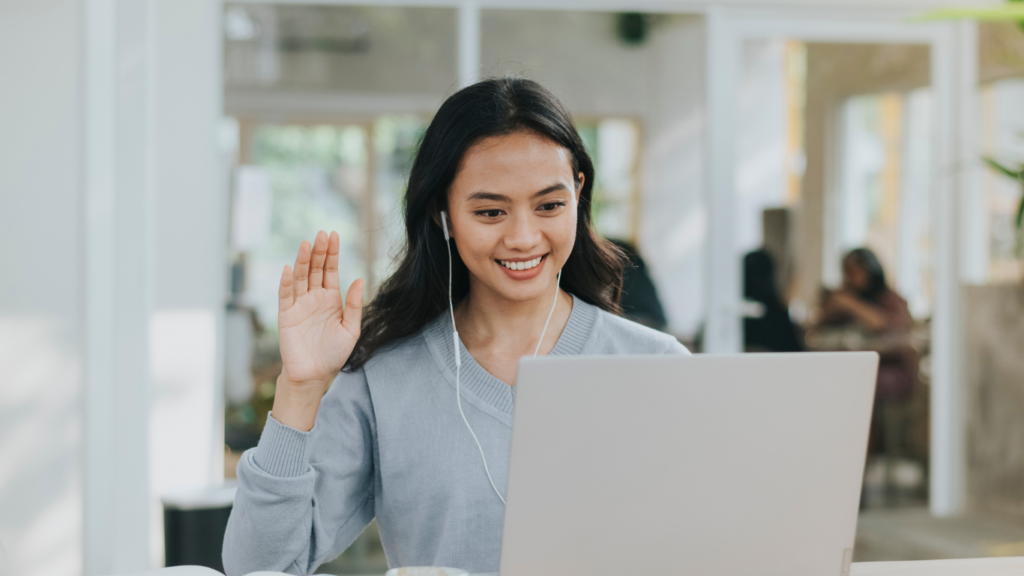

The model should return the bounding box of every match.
[162,486,236,571]
[224,421,262,452]
[761,207,794,300]
[225,350,281,453]
[616,13,648,45]
[742,249,802,352]
[610,239,668,331]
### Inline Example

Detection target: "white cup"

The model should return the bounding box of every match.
[384,568,469,576]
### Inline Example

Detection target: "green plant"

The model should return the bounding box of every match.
[984,158,1024,255]
[920,0,1024,31]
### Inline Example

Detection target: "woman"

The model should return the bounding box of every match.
[820,248,916,401]
[821,248,910,335]
[222,78,688,575]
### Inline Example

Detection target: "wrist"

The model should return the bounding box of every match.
[271,370,329,432]
[277,368,332,394]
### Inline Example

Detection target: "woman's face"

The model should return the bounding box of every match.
[842,257,869,292]
[447,130,582,305]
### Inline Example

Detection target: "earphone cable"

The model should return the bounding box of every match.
[441,211,560,506]
[455,360,507,505]
[533,269,561,357]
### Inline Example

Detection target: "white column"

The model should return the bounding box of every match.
[147,0,227,565]
[703,7,743,354]
[83,1,118,572]
[957,26,986,286]
[83,0,155,573]
[929,20,977,517]
[458,0,481,88]
[84,0,227,570]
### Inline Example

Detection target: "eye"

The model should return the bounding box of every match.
[538,201,566,212]
[475,209,504,218]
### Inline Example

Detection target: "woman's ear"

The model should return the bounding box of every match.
[431,209,453,239]
[576,172,585,202]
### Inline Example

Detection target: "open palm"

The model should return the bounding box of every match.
[278,230,363,388]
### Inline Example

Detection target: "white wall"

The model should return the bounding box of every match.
[0,2,226,574]
[481,10,652,116]
[641,16,709,338]
[148,0,227,566]
[225,5,458,116]
[735,39,788,254]
[0,2,84,575]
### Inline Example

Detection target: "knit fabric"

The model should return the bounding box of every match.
[223,295,688,576]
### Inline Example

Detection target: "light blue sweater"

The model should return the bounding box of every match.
[222,295,689,576]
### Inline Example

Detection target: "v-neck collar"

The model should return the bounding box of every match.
[422,293,598,417]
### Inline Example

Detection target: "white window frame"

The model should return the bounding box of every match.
[705,8,977,517]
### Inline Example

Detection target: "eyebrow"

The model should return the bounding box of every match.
[466,182,570,203]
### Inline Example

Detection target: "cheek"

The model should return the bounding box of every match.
[553,213,578,255]
[460,225,500,262]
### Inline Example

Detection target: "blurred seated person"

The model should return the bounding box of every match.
[609,239,668,332]
[742,249,802,352]
[819,247,917,402]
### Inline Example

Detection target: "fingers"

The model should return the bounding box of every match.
[293,240,311,296]
[278,265,294,312]
[324,231,340,290]
[308,231,328,290]
[342,278,365,335]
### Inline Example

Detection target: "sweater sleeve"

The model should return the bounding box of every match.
[663,338,691,355]
[222,368,377,576]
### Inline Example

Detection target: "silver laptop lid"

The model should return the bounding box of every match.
[500,352,878,576]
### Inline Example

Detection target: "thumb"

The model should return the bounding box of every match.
[342,279,364,337]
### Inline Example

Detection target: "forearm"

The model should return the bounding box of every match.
[223,420,318,576]
[224,369,377,576]
[843,300,887,332]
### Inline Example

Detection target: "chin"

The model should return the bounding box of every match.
[493,279,541,297]
[490,274,558,303]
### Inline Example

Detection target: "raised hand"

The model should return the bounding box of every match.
[273,230,363,431]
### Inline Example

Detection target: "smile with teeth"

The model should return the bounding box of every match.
[498,255,546,271]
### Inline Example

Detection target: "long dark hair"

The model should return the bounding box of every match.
[844,247,888,302]
[345,77,624,370]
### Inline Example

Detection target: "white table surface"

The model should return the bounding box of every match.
[120,557,1024,576]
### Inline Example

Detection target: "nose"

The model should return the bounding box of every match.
[503,211,542,252]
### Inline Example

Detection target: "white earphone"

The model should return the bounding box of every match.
[440,210,561,505]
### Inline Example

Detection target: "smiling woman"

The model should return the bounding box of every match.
[446,130,583,382]
[222,77,688,576]
[347,78,626,372]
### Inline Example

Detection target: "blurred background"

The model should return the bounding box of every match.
[3,0,1024,575]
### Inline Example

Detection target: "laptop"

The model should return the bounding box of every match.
[500,352,878,576]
